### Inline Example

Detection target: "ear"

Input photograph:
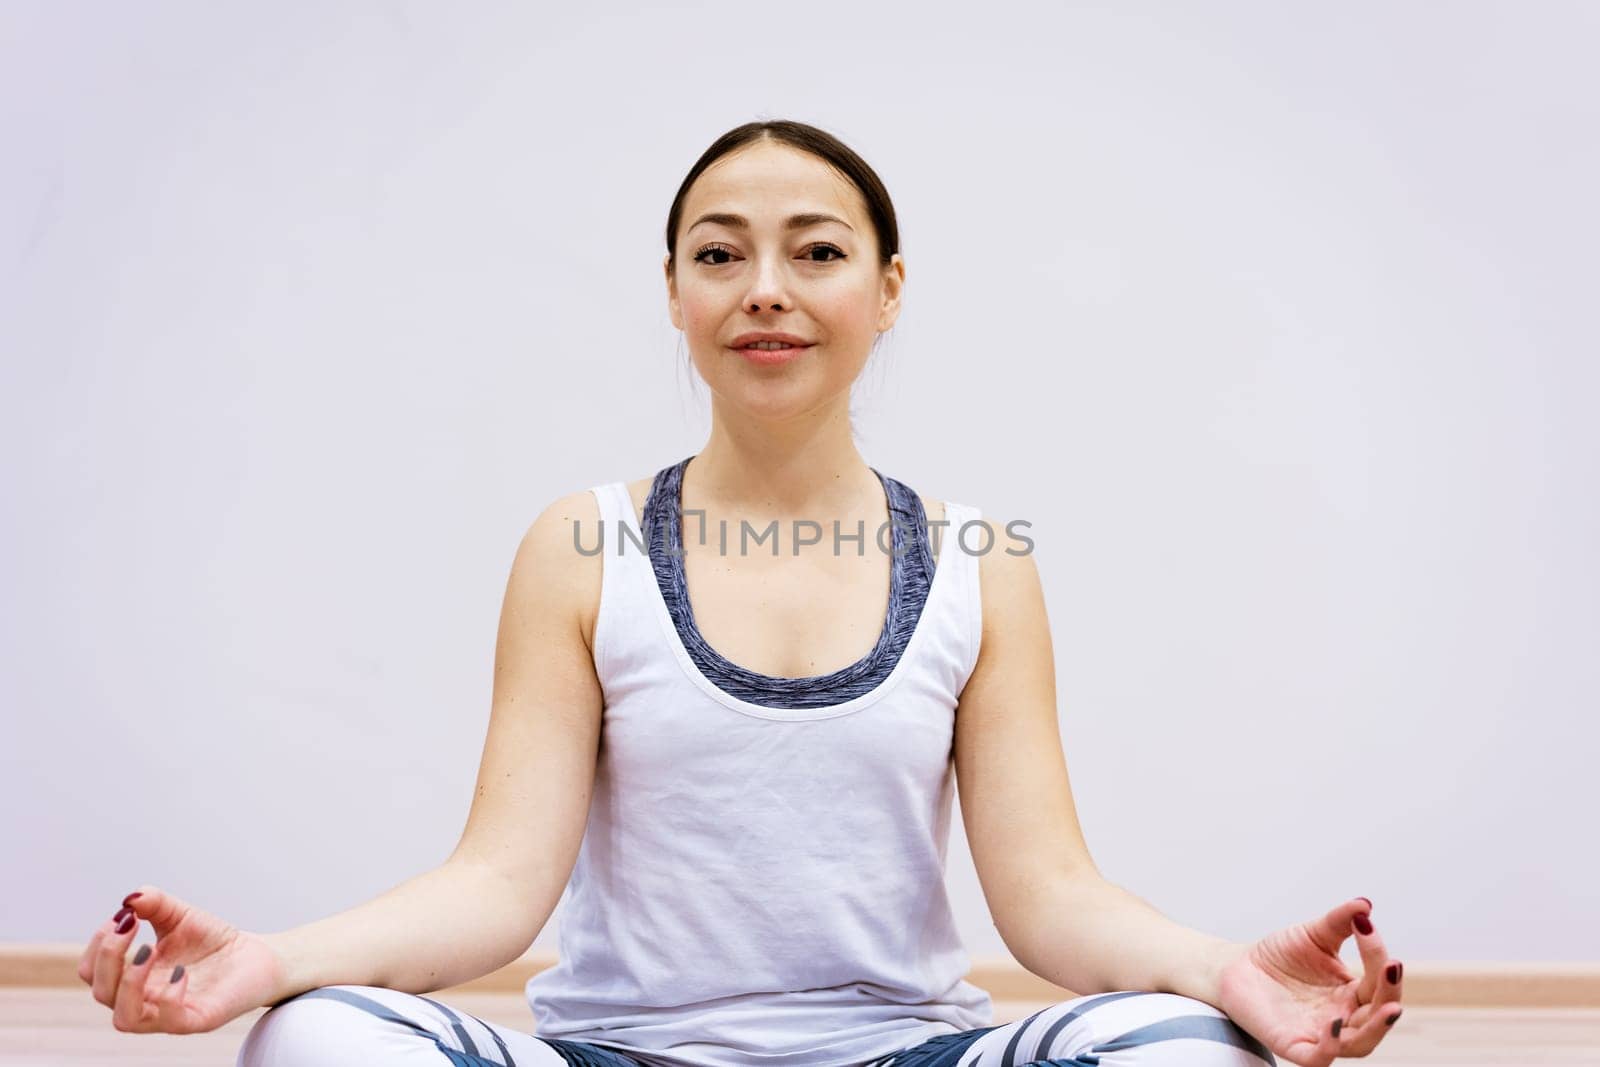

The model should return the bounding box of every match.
[665,253,683,331]
[876,254,905,332]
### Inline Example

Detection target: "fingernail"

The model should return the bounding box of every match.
[1397,961,1403,981]
[122,892,143,907]
[1357,896,1372,910]
[115,913,136,935]
[1353,911,1373,935]
[1331,1018,1343,1038]
[112,906,133,925]
[1386,1010,1402,1026]
[170,964,186,983]
[132,945,151,966]
[1387,962,1400,984]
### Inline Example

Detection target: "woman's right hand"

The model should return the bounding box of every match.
[80,884,288,1034]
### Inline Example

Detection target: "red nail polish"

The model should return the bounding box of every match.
[122,892,143,907]
[1387,962,1400,984]
[112,906,132,925]
[115,913,136,935]
[1353,911,1373,935]
[1331,1018,1343,1038]
[1396,961,1403,981]
[1357,896,1372,910]
[170,964,185,983]
[1386,1010,1402,1026]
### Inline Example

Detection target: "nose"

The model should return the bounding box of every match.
[741,257,791,312]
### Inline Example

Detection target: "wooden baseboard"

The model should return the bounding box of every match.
[7,945,1596,1009]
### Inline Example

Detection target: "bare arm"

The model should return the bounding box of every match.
[262,490,606,1002]
[260,861,551,1002]
[953,520,1243,1006]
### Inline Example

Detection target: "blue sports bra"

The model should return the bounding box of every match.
[641,454,937,710]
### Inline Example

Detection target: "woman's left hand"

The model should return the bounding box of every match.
[1213,896,1404,1067]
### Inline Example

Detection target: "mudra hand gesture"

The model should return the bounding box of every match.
[79,886,285,1034]
[1216,897,1404,1067]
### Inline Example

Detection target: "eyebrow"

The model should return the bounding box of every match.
[687,211,855,235]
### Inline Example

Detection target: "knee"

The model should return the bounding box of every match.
[1087,993,1274,1066]
[235,985,397,1067]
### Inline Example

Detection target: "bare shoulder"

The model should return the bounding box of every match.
[962,509,1044,643]
[917,492,1034,612]
[513,486,607,658]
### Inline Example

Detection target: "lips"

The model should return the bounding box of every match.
[729,332,814,349]
[734,341,811,366]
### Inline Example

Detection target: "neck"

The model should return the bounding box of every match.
[686,412,878,521]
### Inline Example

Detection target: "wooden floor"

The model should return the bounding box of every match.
[5,988,1599,1065]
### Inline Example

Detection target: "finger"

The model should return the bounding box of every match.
[1336,993,1405,1058]
[78,921,113,985]
[1321,1012,1351,1067]
[1306,896,1371,956]
[1278,1010,1347,1067]
[1350,906,1393,1007]
[91,907,140,1008]
[123,883,187,939]
[82,894,143,985]
[85,890,147,989]
[157,963,191,1034]
[113,941,158,1033]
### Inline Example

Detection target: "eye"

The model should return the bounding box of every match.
[804,243,846,262]
[689,242,848,266]
[692,243,737,265]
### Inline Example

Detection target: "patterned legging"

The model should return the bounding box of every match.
[235,985,1276,1066]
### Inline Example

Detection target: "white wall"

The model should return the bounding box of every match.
[3,1,1595,968]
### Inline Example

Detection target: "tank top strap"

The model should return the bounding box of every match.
[586,480,658,684]
[590,480,643,543]
[937,499,985,686]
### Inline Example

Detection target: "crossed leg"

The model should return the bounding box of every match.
[236,986,1274,1067]
[234,984,644,1067]
[878,992,1275,1067]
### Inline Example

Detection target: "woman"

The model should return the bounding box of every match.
[80,120,1404,1067]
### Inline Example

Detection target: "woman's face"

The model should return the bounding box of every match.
[666,141,903,421]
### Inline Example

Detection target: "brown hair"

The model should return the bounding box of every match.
[664,120,901,275]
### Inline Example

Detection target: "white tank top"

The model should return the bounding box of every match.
[524,480,994,1067]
